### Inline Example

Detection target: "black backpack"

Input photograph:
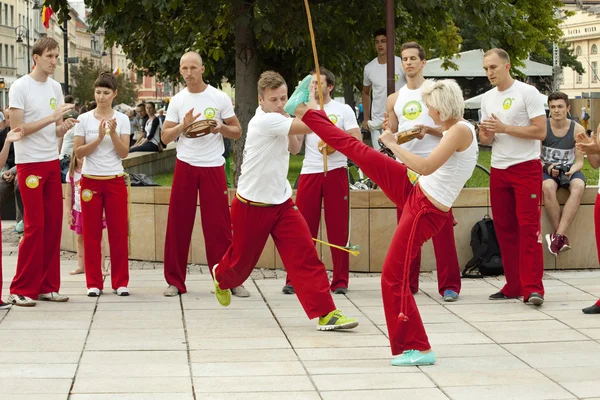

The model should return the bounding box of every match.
[462,215,504,278]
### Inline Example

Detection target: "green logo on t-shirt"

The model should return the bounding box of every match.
[402,100,422,121]
[50,98,57,110]
[503,98,513,110]
[394,74,399,82]
[328,114,339,124]
[204,107,216,119]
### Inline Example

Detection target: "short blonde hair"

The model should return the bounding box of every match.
[484,48,511,64]
[258,71,286,97]
[421,79,464,121]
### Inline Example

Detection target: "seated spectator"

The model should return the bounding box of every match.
[542,92,586,256]
[130,102,161,152]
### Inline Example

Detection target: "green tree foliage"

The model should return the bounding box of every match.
[70,58,138,106]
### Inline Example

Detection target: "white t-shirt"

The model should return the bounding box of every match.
[166,86,235,167]
[236,107,293,205]
[363,56,406,124]
[301,100,359,174]
[74,110,131,176]
[480,80,546,169]
[393,85,441,158]
[60,128,75,160]
[72,170,82,212]
[145,117,161,146]
[9,75,64,164]
[419,121,479,207]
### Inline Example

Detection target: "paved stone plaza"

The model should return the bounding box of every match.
[2,238,600,399]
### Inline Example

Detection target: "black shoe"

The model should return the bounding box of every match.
[582,304,600,314]
[489,291,510,300]
[0,301,12,310]
[332,287,348,294]
[527,293,544,306]
[282,285,295,295]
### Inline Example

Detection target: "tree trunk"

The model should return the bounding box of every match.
[343,83,355,109]
[232,0,259,187]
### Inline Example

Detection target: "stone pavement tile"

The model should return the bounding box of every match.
[190,348,298,363]
[188,336,291,350]
[283,324,383,337]
[2,310,93,320]
[548,271,600,279]
[312,372,434,391]
[320,388,450,400]
[423,322,479,333]
[72,377,192,394]
[0,329,87,352]
[579,328,600,339]
[0,351,80,364]
[539,365,600,382]
[427,368,551,386]
[186,326,285,339]
[287,334,389,349]
[191,361,305,377]
[504,341,600,368]
[427,331,494,346]
[2,395,66,400]
[97,300,181,311]
[433,344,512,358]
[295,347,391,361]
[471,319,569,332]
[92,318,183,330]
[85,329,187,351]
[201,392,320,400]
[0,363,77,379]
[77,363,190,378]
[185,317,281,330]
[442,383,575,400]
[81,350,188,364]
[0,318,91,330]
[95,292,175,303]
[432,355,529,370]
[484,328,590,344]
[193,376,314,393]
[0,378,72,394]
[559,316,600,329]
[450,310,552,323]
[92,310,182,322]
[182,298,267,310]
[70,395,194,400]
[304,359,417,375]
[184,308,274,319]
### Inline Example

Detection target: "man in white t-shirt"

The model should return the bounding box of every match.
[282,67,361,295]
[160,52,245,298]
[479,48,547,305]
[362,28,406,150]
[385,41,462,302]
[8,37,79,307]
[212,71,358,331]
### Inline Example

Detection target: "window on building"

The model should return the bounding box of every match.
[592,45,598,55]
[593,62,598,83]
[3,5,7,26]
[577,73,583,84]
[576,46,583,56]
[10,5,13,27]
[136,70,143,84]
[5,45,8,67]
[10,45,13,67]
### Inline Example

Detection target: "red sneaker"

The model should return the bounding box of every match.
[559,235,571,253]
[545,233,562,256]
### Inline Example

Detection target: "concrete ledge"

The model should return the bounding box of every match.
[60,186,600,272]
[122,142,177,176]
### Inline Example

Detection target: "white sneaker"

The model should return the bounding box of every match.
[7,294,36,307]
[87,288,102,297]
[163,285,179,297]
[38,292,69,302]
[114,287,130,296]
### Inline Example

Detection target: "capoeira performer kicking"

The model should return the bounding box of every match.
[386,42,462,302]
[285,75,476,365]
[161,52,248,298]
[282,67,361,295]
[8,37,77,306]
[73,73,131,297]
[479,48,546,305]
[575,129,600,314]
[212,71,358,331]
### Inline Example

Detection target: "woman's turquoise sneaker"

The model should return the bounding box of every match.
[284,74,312,116]
[391,350,436,366]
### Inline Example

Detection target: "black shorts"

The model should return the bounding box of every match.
[543,171,586,186]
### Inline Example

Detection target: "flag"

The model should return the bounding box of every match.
[42,6,53,29]
[112,66,121,76]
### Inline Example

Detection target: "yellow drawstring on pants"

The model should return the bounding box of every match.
[312,238,360,256]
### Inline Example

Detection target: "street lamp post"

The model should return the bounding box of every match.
[15,0,41,74]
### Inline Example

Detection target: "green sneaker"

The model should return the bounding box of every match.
[284,74,312,116]
[317,309,358,331]
[391,350,436,366]
[212,264,231,307]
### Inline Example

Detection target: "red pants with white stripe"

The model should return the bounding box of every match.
[288,168,350,290]
[216,196,336,319]
[164,160,232,294]
[10,161,63,298]
[302,109,448,354]
[397,207,460,296]
[594,194,600,308]
[81,176,129,291]
[490,160,544,300]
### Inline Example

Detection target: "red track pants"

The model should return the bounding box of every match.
[164,160,232,294]
[490,160,544,300]
[10,160,63,298]
[301,109,449,354]
[81,176,129,291]
[397,206,460,296]
[216,196,336,319]
[288,168,350,290]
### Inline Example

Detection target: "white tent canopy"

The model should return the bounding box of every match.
[424,49,553,78]
[464,92,549,110]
